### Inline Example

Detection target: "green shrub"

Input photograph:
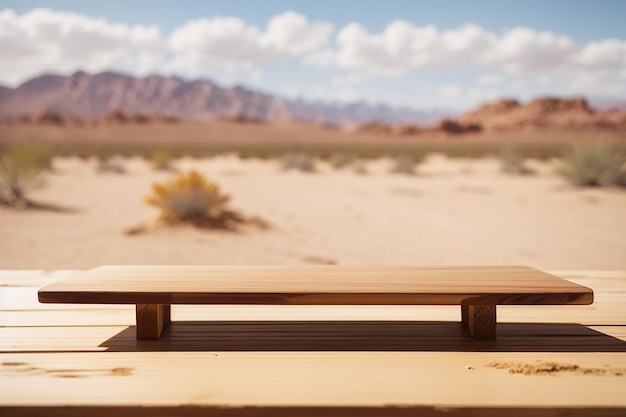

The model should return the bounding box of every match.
[559,141,626,187]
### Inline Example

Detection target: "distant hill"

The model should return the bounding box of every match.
[459,96,626,132]
[0,71,448,127]
[349,96,626,137]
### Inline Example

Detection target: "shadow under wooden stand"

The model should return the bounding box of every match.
[139,304,498,339]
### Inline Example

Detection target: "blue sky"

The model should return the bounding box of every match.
[1,0,625,109]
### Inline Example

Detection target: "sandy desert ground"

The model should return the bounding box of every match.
[1,154,625,270]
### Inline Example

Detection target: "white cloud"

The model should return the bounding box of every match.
[262,11,333,55]
[492,27,577,74]
[307,20,626,101]
[438,84,461,97]
[249,69,264,82]
[167,11,332,76]
[316,20,626,86]
[0,8,333,85]
[468,87,498,100]
[331,73,367,86]
[575,39,626,72]
[478,73,503,86]
[0,7,625,103]
[0,8,163,85]
[301,48,336,68]
[308,84,358,102]
[323,21,586,75]
[329,22,495,74]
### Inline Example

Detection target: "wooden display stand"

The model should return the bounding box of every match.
[38,265,593,339]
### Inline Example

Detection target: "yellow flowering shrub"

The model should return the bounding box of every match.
[145,170,230,224]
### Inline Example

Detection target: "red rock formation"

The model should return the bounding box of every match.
[30,108,66,126]
[459,96,625,132]
[432,119,482,135]
[352,118,483,137]
[354,121,393,135]
[98,109,178,125]
[391,124,423,136]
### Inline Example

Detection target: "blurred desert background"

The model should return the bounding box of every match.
[1,2,625,270]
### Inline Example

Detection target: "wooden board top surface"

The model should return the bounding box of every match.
[38,265,593,306]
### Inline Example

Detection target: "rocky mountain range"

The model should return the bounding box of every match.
[0,71,448,127]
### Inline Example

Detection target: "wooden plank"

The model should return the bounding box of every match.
[0,326,123,352]
[0,352,625,411]
[1,309,137,326]
[0,270,80,287]
[38,265,593,306]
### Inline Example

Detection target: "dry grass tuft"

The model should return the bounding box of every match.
[351,160,369,175]
[558,141,626,187]
[0,145,47,208]
[281,153,316,172]
[136,170,265,233]
[146,170,230,223]
[97,156,126,174]
[150,149,176,171]
[389,155,418,175]
[499,146,534,175]
[329,153,354,170]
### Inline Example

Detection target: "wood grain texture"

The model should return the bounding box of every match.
[1,271,626,415]
[135,304,168,339]
[467,305,497,338]
[1,352,625,410]
[37,265,593,306]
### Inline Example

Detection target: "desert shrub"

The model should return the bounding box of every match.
[0,151,46,207]
[4,142,53,171]
[351,160,369,175]
[97,156,126,174]
[145,170,232,225]
[329,153,354,170]
[389,155,418,175]
[150,149,175,171]
[281,153,316,172]
[499,147,533,175]
[558,141,626,187]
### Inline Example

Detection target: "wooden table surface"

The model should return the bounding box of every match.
[1,270,626,416]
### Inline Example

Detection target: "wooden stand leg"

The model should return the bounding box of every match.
[163,304,171,324]
[136,304,169,339]
[461,305,469,324]
[466,305,497,339]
